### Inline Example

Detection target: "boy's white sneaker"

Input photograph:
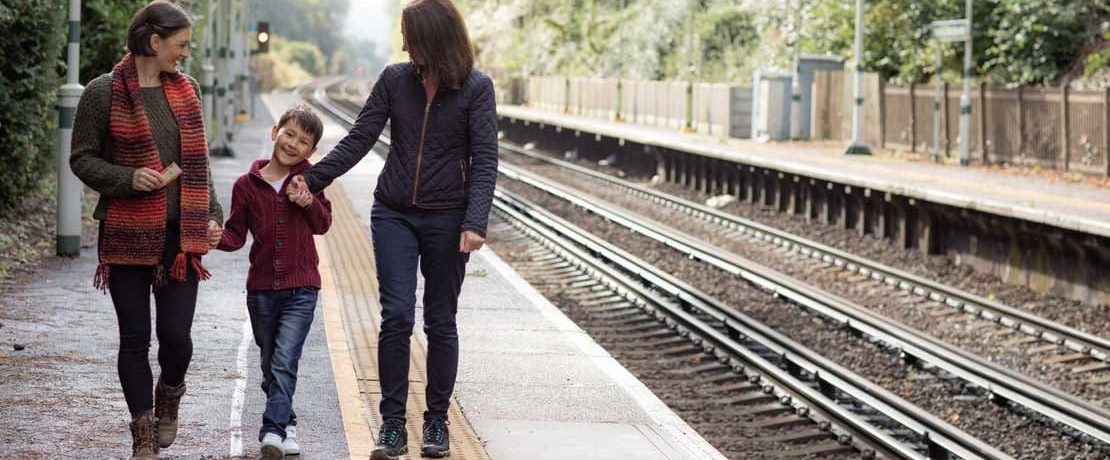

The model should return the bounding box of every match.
[260,432,285,460]
[283,425,301,456]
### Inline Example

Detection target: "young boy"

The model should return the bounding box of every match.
[218,104,331,459]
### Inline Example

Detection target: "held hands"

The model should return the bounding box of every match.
[286,175,313,208]
[459,230,485,253]
[132,167,164,192]
[207,220,222,249]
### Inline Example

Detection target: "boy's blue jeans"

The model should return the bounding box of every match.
[246,286,319,441]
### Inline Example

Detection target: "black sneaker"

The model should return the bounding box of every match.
[421,418,450,458]
[370,419,408,460]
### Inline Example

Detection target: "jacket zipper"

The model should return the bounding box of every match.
[459,158,467,184]
[411,101,432,205]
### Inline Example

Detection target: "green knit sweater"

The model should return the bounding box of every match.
[69,73,223,224]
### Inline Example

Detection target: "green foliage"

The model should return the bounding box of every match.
[280,38,326,75]
[982,0,1103,85]
[252,37,324,91]
[78,0,147,83]
[463,0,1104,87]
[693,5,758,81]
[1084,31,1110,77]
[0,0,65,211]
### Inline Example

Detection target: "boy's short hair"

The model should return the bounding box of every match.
[277,104,324,147]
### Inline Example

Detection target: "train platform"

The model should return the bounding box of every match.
[0,92,722,459]
[497,104,1110,239]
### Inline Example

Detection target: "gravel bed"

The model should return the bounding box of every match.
[498,177,1105,459]
[512,164,1110,409]
[648,180,1110,339]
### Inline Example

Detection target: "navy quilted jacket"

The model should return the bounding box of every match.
[302,62,499,237]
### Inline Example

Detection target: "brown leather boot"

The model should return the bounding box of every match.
[129,410,158,460]
[155,379,186,448]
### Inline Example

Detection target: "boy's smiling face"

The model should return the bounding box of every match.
[270,121,318,167]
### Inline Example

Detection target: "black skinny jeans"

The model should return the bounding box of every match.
[102,224,198,416]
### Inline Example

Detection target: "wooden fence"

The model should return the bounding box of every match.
[523,76,744,138]
[813,71,1110,175]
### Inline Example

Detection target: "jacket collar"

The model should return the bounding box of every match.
[248,158,312,190]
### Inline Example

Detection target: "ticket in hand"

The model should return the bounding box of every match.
[160,162,182,184]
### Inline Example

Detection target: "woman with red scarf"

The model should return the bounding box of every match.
[69,2,223,458]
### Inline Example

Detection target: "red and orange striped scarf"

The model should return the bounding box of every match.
[95,53,211,290]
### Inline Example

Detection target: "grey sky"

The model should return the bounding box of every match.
[344,0,394,58]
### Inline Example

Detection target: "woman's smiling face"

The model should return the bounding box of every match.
[153,27,191,73]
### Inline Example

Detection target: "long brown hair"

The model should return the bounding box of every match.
[401,0,474,89]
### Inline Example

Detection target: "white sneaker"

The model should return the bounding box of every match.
[283,425,301,456]
[260,432,285,460]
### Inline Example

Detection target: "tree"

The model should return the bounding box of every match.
[983,0,1105,85]
[77,0,148,83]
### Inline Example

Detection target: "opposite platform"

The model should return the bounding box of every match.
[498,104,1110,239]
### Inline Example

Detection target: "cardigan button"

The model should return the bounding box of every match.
[274,258,284,266]
[272,279,281,287]
[276,238,284,247]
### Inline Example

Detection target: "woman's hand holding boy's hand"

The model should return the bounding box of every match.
[287,175,309,196]
[132,167,164,192]
[287,175,314,208]
[290,189,314,208]
[207,220,222,249]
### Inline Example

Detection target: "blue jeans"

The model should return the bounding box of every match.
[371,201,469,423]
[246,287,319,440]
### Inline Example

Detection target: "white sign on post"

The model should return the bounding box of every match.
[931,19,969,43]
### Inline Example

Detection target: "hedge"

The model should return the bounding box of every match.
[0,1,65,211]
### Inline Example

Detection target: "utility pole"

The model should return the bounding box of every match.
[202,0,216,142]
[789,0,804,140]
[845,0,870,154]
[56,0,83,257]
[957,0,973,166]
[210,0,233,156]
[934,43,943,159]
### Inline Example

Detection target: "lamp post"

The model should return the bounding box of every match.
[56,0,84,257]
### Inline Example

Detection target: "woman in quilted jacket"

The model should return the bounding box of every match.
[290,0,497,458]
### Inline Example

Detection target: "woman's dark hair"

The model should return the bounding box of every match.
[401,0,474,88]
[127,0,193,57]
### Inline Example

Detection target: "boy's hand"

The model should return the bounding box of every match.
[287,175,309,198]
[290,189,314,208]
[132,167,164,192]
[459,230,485,253]
[207,220,222,249]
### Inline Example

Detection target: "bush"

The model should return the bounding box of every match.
[78,1,147,83]
[0,1,65,211]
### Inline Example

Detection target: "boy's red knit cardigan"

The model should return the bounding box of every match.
[218,159,332,290]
